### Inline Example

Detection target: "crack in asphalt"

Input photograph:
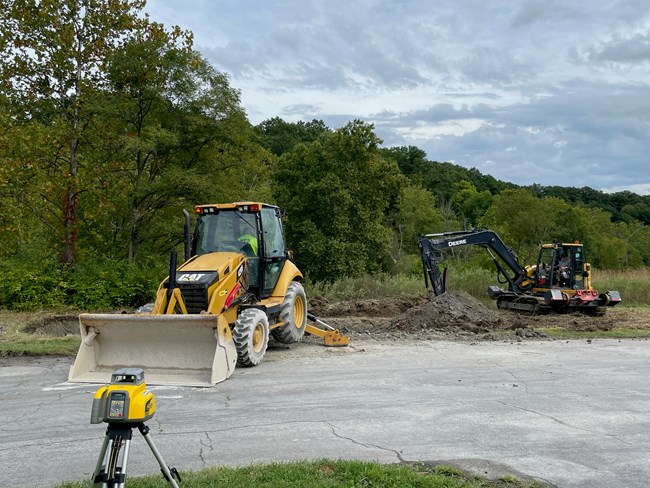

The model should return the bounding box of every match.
[484,359,530,392]
[198,432,214,468]
[497,401,634,446]
[161,416,375,437]
[502,370,529,392]
[326,421,405,462]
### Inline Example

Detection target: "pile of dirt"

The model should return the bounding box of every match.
[309,296,423,318]
[23,314,79,337]
[391,291,503,336]
[311,290,648,342]
[311,291,516,340]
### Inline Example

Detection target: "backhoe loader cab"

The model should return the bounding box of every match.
[69,202,348,387]
[192,203,289,297]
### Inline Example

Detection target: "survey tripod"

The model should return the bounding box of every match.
[91,421,180,487]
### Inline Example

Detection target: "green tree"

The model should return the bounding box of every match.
[451,180,493,227]
[480,189,567,261]
[392,184,444,256]
[0,0,145,264]
[86,24,268,262]
[255,117,329,156]
[380,146,428,177]
[272,120,403,281]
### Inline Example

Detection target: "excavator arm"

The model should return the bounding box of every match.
[418,229,529,296]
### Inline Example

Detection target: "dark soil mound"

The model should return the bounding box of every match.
[309,296,424,318]
[314,291,509,340]
[392,291,502,334]
[23,314,79,336]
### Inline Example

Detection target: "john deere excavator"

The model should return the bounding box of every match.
[69,202,348,387]
[419,229,621,314]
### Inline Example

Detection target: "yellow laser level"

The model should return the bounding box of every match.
[90,368,181,487]
[91,368,155,424]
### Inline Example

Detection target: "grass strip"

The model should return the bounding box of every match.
[56,459,543,488]
[0,335,80,356]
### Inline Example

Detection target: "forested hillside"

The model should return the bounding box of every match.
[1,1,648,310]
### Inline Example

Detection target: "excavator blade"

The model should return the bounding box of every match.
[68,313,237,387]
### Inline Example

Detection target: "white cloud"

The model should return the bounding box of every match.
[145,0,650,193]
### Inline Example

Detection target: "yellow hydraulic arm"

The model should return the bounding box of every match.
[305,313,349,346]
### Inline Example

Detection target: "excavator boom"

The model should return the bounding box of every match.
[419,229,527,296]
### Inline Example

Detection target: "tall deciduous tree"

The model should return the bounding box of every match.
[93,25,267,262]
[255,117,329,156]
[480,189,567,261]
[272,120,404,281]
[0,0,145,264]
[451,180,493,228]
[391,184,446,257]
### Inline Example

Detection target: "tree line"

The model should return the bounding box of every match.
[0,0,648,309]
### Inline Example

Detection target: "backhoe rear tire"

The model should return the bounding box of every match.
[234,308,269,367]
[272,281,307,344]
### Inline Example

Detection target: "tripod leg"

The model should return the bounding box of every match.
[91,426,133,488]
[106,434,123,481]
[91,431,112,488]
[114,437,132,488]
[138,424,181,488]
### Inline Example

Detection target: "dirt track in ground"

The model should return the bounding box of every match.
[308,291,650,341]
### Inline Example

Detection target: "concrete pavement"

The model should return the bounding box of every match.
[0,338,648,487]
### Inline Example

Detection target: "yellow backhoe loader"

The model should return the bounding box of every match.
[69,202,348,387]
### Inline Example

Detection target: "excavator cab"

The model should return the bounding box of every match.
[533,243,589,291]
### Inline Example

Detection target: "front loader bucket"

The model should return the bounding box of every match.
[68,313,237,387]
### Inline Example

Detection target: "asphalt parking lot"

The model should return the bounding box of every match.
[1,338,649,487]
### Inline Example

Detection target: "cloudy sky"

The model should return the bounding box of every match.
[145,0,650,194]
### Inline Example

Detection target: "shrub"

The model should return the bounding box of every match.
[0,257,67,310]
[0,255,165,311]
[67,257,164,310]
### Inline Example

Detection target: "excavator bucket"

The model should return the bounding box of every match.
[68,313,237,387]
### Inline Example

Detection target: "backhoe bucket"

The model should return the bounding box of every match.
[68,313,237,387]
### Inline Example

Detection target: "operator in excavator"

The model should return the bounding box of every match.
[554,249,570,286]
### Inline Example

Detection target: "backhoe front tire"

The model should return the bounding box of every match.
[272,281,307,344]
[234,308,269,367]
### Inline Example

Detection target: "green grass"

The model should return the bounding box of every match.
[591,268,650,307]
[0,335,80,356]
[305,273,426,302]
[56,460,541,488]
